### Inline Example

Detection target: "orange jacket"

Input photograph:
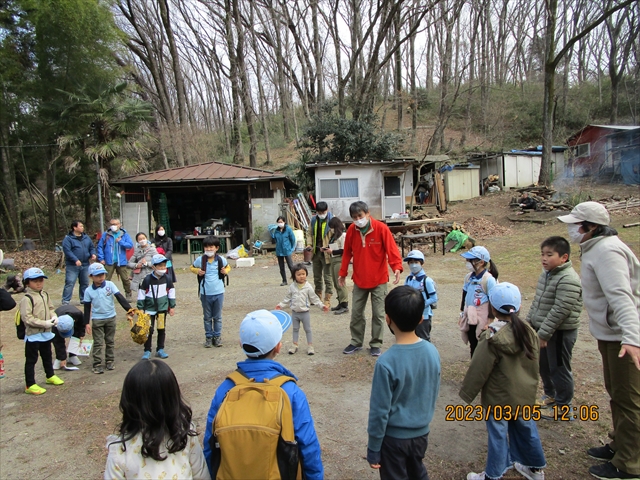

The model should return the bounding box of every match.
[339,218,403,289]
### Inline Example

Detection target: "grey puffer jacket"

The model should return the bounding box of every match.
[526,261,583,341]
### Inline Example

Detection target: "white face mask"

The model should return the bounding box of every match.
[567,224,585,244]
[409,263,422,274]
[110,225,118,232]
[466,262,475,272]
[205,250,216,257]
[155,269,167,276]
[157,229,165,236]
[317,214,327,220]
[354,217,368,229]
[138,240,147,247]
[277,222,285,228]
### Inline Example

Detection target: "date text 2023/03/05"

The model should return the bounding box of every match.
[445,404,600,422]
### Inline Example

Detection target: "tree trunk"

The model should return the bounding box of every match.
[46,148,58,244]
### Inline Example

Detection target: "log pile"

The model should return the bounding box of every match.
[598,196,640,212]
[510,186,572,211]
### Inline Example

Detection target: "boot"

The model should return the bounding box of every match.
[323,293,332,307]
[334,302,349,315]
[315,290,323,301]
[330,303,342,311]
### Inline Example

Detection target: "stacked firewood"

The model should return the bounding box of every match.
[598,196,640,211]
[510,186,572,211]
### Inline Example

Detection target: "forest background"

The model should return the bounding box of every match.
[0,0,638,247]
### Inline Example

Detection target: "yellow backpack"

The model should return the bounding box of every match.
[210,370,302,480]
[128,309,151,345]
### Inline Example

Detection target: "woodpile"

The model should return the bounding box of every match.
[510,186,572,211]
[598,196,640,212]
[6,250,64,272]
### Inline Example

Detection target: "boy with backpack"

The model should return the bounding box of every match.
[137,254,176,360]
[190,236,230,348]
[19,268,65,395]
[404,250,438,341]
[367,286,441,479]
[203,309,323,480]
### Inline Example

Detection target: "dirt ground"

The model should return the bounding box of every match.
[1,184,638,480]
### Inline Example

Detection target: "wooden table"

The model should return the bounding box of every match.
[400,232,446,258]
[185,234,232,258]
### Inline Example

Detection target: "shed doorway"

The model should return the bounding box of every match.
[382,174,404,218]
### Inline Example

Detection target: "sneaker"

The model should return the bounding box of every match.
[589,462,639,479]
[280,281,288,286]
[46,375,64,386]
[92,366,104,374]
[515,462,545,480]
[370,347,381,357]
[213,336,222,347]
[343,344,362,354]
[334,306,349,315]
[68,356,82,366]
[106,362,115,371]
[204,338,213,348]
[53,359,62,370]
[126,292,132,301]
[142,351,151,360]
[466,473,487,480]
[307,345,315,355]
[25,384,47,395]
[156,349,169,359]
[289,345,298,355]
[536,394,556,407]
[588,445,616,462]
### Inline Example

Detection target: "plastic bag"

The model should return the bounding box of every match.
[226,245,249,260]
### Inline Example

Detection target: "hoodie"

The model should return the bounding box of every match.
[460,320,539,408]
[203,359,323,480]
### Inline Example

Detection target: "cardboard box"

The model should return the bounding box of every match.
[235,257,255,267]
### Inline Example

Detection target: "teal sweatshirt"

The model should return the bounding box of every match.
[367,340,441,452]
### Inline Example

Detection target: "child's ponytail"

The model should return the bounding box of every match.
[488,260,499,280]
[509,310,535,360]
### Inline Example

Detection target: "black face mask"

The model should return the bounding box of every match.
[387,323,395,336]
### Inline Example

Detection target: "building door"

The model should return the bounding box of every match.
[382,174,404,218]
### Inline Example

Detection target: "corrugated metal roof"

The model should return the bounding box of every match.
[114,161,288,184]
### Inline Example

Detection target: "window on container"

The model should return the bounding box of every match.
[320,179,339,198]
[574,143,590,157]
[340,178,359,197]
[384,176,401,196]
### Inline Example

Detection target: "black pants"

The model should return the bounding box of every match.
[25,340,54,387]
[539,329,577,406]
[277,255,295,282]
[144,314,166,352]
[379,433,430,480]
[468,324,478,358]
[416,317,432,342]
[52,325,85,361]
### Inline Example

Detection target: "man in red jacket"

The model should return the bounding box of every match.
[338,201,403,356]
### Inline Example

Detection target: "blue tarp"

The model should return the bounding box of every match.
[620,147,640,185]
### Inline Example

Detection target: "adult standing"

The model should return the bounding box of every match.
[272,216,296,286]
[338,201,403,356]
[558,201,640,480]
[128,232,158,295]
[327,217,349,315]
[305,202,333,306]
[154,224,176,283]
[97,218,133,300]
[61,221,96,306]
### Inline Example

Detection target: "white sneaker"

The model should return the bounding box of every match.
[467,473,487,480]
[68,356,82,366]
[53,359,61,370]
[515,462,545,480]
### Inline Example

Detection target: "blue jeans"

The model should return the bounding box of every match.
[484,415,546,479]
[201,293,224,338]
[62,265,89,304]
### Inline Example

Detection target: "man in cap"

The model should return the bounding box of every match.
[203,309,323,480]
[559,201,640,480]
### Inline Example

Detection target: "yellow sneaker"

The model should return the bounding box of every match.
[25,384,47,395]
[46,375,64,386]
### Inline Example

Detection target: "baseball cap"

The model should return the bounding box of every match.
[56,315,75,338]
[460,246,491,263]
[23,268,48,281]
[88,263,108,276]
[489,282,522,314]
[240,309,292,358]
[152,253,168,265]
[557,201,610,226]
[404,249,425,263]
